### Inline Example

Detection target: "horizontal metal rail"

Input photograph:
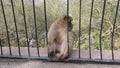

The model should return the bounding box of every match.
[1,55,120,64]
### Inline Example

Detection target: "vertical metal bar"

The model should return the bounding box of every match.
[10,0,21,56]
[99,0,106,60]
[1,0,12,56]
[32,0,40,57]
[0,39,3,55]
[21,0,30,56]
[88,0,94,59]
[44,0,48,46]
[78,0,82,59]
[67,0,70,56]
[111,0,119,60]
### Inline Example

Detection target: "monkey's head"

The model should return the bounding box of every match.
[58,15,73,31]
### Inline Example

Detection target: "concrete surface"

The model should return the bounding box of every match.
[0,58,120,68]
[1,47,120,68]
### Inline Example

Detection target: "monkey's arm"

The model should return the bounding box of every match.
[47,23,58,57]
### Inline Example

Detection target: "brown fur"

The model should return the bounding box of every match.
[47,15,74,60]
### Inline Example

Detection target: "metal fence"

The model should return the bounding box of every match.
[0,0,120,64]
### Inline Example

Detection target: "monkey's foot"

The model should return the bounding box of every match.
[56,53,63,60]
[48,51,54,58]
[56,53,69,60]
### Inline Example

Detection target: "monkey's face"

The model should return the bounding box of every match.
[59,15,73,31]
[62,15,73,24]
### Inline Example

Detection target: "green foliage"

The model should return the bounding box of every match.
[0,0,120,50]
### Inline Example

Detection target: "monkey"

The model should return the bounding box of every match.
[47,15,74,60]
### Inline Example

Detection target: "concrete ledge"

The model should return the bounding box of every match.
[0,47,120,60]
[0,58,120,68]
[1,47,120,68]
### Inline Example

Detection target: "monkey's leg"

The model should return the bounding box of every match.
[56,41,69,60]
[60,32,74,59]
[56,33,74,59]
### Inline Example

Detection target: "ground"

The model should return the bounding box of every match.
[0,58,120,68]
